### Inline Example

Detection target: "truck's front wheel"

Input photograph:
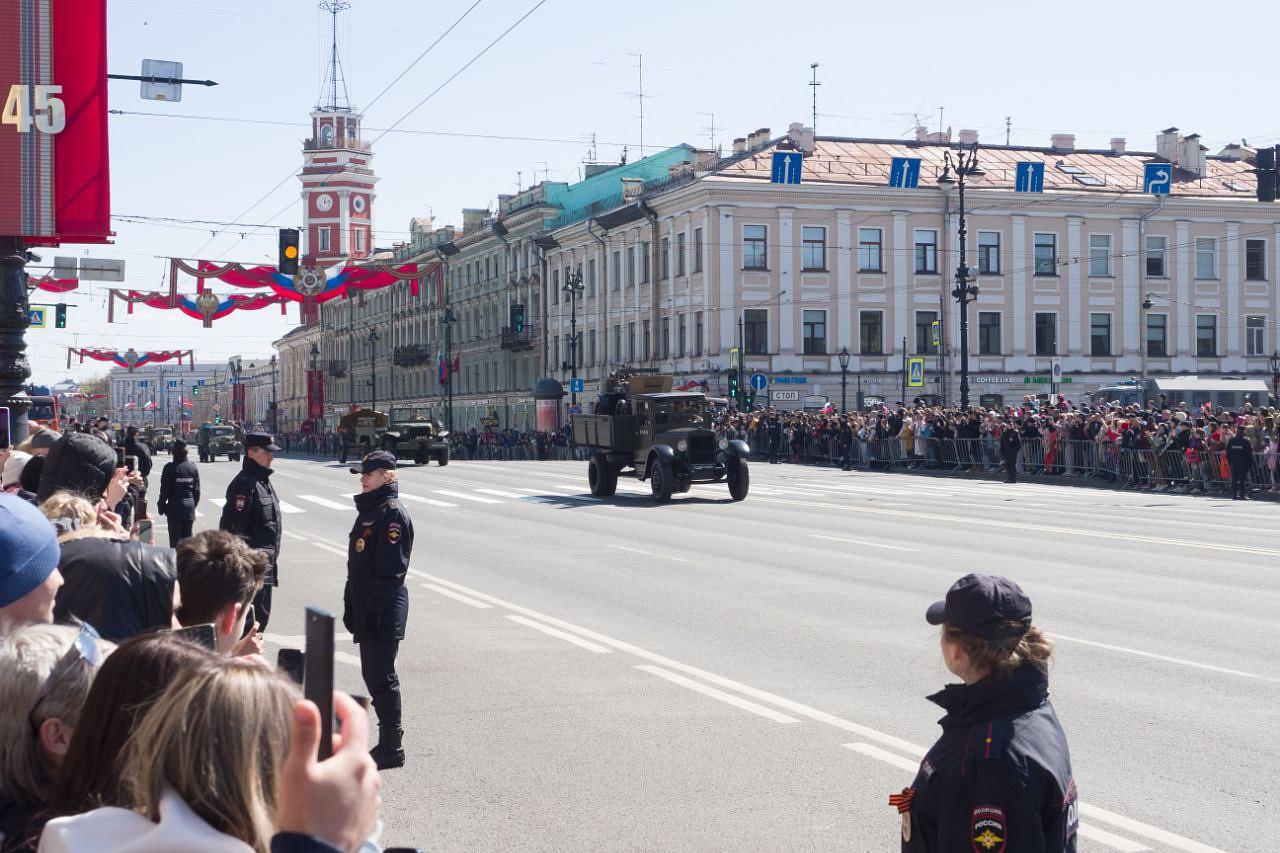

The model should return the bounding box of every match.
[589,453,617,497]
[649,458,674,502]
[727,457,750,501]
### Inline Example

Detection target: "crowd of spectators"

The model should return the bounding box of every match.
[0,423,384,853]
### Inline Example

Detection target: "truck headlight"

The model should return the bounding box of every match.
[718,438,729,450]
[676,439,688,453]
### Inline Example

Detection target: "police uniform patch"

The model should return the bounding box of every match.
[388,522,402,544]
[355,537,366,553]
[234,494,247,511]
[971,805,1006,852]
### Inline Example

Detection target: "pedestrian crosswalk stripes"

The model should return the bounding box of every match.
[297,494,352,510]
[430,489,504,504]
[397,492,459,508]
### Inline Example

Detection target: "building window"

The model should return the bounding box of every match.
[1034,312,1058,355]
[1128,307,1184,358]
[743,309,768,355]
[677,231,687,276]
[1247,315,1267,356]
[977,231,1001,275]
[914,229,938,274]
[1034,233,1057,276]
[1089,234,1112,277]
[1089,313,1112,356]
[801,225,826,271]
[551,267,559,304]
[857,228,882,272]
[552,335,559,368]
[626,246,636,287]
[587,258,597,296]
[588,329,597,366]
[695,311,704,355]
[743,224,767,270]
[642,319,651,360]
[640,241,651,283]
[627,322,636,361]
[660,237,670,279]
[978,312,1001,355]
[678,314,687,357]
[353,229,365,253]
[612,251,621,290]
[1196,314,1217,357]
[661,317,670,359]
[1145,235,1168,278]
[859,311,883,355]
[317,227,331,253]
[613,325,622,362]
[1246,239,1267,281]
[915,311,939,355]
[1195,238,1217,279]
[802,310,827,355]
[693,228,703,273]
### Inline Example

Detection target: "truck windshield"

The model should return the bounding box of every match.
[209,427,233,437]
[653,399,706,427]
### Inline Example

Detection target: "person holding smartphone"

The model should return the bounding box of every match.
[345,450,413,770]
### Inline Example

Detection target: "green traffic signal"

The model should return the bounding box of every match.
[54,303,67,328]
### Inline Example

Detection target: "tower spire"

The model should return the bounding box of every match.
[318,0,352,111]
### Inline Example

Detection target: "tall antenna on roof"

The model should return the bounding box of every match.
[809,63,821,134]
[318,0,352,111]
[627,52,646,158]
[937,106,945,135]
[1005,115,1012,145]
[699,112,718,153]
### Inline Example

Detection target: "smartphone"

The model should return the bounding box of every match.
[304,607,335,760]
[277,648,305,685]
[135,518,153,544]
[125,455,137,473]
[240,604,256,639]
[173,623,218,650]
[116,447,126,467]
[0,406,10,449]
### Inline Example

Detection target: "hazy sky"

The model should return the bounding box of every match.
[32,0,1274,383]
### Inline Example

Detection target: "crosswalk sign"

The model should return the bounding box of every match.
[27,307,46,328]
[907,357,925,388]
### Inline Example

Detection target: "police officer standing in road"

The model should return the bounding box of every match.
[999,418,1022,484]
[156,438,200,547]
[891,573,1078,852]
[345,450,413,770]
[219,433,282,630]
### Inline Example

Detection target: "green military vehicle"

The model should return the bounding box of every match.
[197,423,242,463]
[379,408,450,466]
[572,374,750,502]
[147,427,175,453]
[338,409,389,459]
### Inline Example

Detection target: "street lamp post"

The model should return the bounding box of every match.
[268,353,278,434]
[937,142,985,410]
[367,329,381,412]
[562,266,585,409]
[838,346,850,413]
[309,342,320,443]
[1270,350,1279,404]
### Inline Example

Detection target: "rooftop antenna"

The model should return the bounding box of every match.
[517,171,522,192]
[537,161,549,184]
[626,52,646,158]
[698,112,718,153]
[1005,115,1012,145]
[317,0,352,111]
[937,106,945,135]
[809,63,821,134]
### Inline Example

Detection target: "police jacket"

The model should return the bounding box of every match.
[344,482,413,643]
[157,458,200,518]
[999,429,1022,456]
[899,663,1078,853]
[219,457,282,585]
[1225,435,1254,471]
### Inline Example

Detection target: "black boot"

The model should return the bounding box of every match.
[370,726,405,770]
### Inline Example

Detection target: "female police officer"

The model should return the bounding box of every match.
[893,573,1078,852]
[346,450,413,770]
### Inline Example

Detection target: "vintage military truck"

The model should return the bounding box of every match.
[572,374,750,502]
[147,426,175,453]
[197,423,241,463]
[338,409,389,457]
[379,408,450,466]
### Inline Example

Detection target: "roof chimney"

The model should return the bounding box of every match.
[1110,137,1126,154]
[788,121,815,155]
[1177,133,1206,177]
[621,177,644,202]
[1050,133,1076,152]
[915,125,929,142]
[732,137,747,154]
[1156,127,1179,161]
[462,208,487,234]
[958,129,979,146]
[1217,143,1247,161]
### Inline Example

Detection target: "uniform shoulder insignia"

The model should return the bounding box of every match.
[387,521,402,543]
[971,805,1006,851]
[976,719,1013,762]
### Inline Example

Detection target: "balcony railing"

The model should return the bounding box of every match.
[393,344,433,367]
[500,325,538,351]
[327,359,348,377]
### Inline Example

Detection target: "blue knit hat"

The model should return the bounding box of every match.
[0,494,60,609]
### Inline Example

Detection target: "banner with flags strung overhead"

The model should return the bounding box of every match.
[108,289,290,327]
[68,347,195,371]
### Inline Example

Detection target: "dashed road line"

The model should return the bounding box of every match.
[423,583,491,609]
[431,489,503,504]
[608,545,690,563]
[637,665,799,724]
[505,615,611,653]
[1047,632,1278,684]
[810,534,918,553]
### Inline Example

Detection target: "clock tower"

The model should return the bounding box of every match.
[300,0,376,266]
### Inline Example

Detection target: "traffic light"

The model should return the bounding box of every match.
[744,392,755,409]
[727,368,739,403]
[54,303,66,328]
[191,384,199,397]
[278,228,301,275]
[1257,146,1279,203]
[510,304,526,334]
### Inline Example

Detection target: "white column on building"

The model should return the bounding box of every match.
[836,209,853,353]
[1225,222,1242,361]
[891,211,909,362]
[1274,225,1280,355]
[1066,216,1083,358]
[337,190,351,255]
[1011,215,1029,360]
[1174,219,1194,370]
[1120,217,1140,368]
[777,208,795,366]
[717,206,735,354]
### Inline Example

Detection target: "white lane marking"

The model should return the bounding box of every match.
[1048,633,1279,684]
[431,489,503,504]
[283,530,310,543]
[754,497,1280,559]
[398,492,459,508]
[297,494,352,510]
[474,488,528,499]
[418,571,1223,853]
[513,486,601,502]
[210,497,226,507]
[277,500,306,514]
[311,542,347,557]
[637,665,799,724]
[1075,826,1152,853]
[423,583,491,609]
[843,742,920,773]
[505,615,611,653]
[262,633,361,668]
[810,534,919,553]
[608,544,690,563]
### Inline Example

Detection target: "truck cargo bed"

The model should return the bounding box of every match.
[572,415,637,451]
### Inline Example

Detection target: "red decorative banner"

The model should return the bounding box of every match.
[32,276,78,293]
[232,383,245,423]
[306,369,325,420]
[67,347,194,371]
[108,289,289,327]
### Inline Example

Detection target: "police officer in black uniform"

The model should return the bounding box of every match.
[892,573,1078,852]
[156,439,200,546]
[999,419,1022,484]
[345,450,413,770]
[219,433,282,630]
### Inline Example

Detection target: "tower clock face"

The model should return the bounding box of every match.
[352,195,366,214]
[315,193,334,213]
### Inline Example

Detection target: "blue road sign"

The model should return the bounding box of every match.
[770,151,803,185]
[168,380,179,388]
[197,378,206,386]
[907,357,925,388]
[888,157,922,189]
[1015,162,1045,193]
[1144,163,1172,195]
[750,372,768,391]
[137,380,149,388]
[27,307,46,328]
[569,377,585,393]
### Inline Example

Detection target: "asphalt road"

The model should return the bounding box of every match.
[168,452,1279,852]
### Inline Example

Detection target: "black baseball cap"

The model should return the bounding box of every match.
[350,450,397,475]
[244,433,281,452]
[926,573,1032,642]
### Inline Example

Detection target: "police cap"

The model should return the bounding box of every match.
[926,573,1032,642]
[245,433,281,452]
[350,450,397,475]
